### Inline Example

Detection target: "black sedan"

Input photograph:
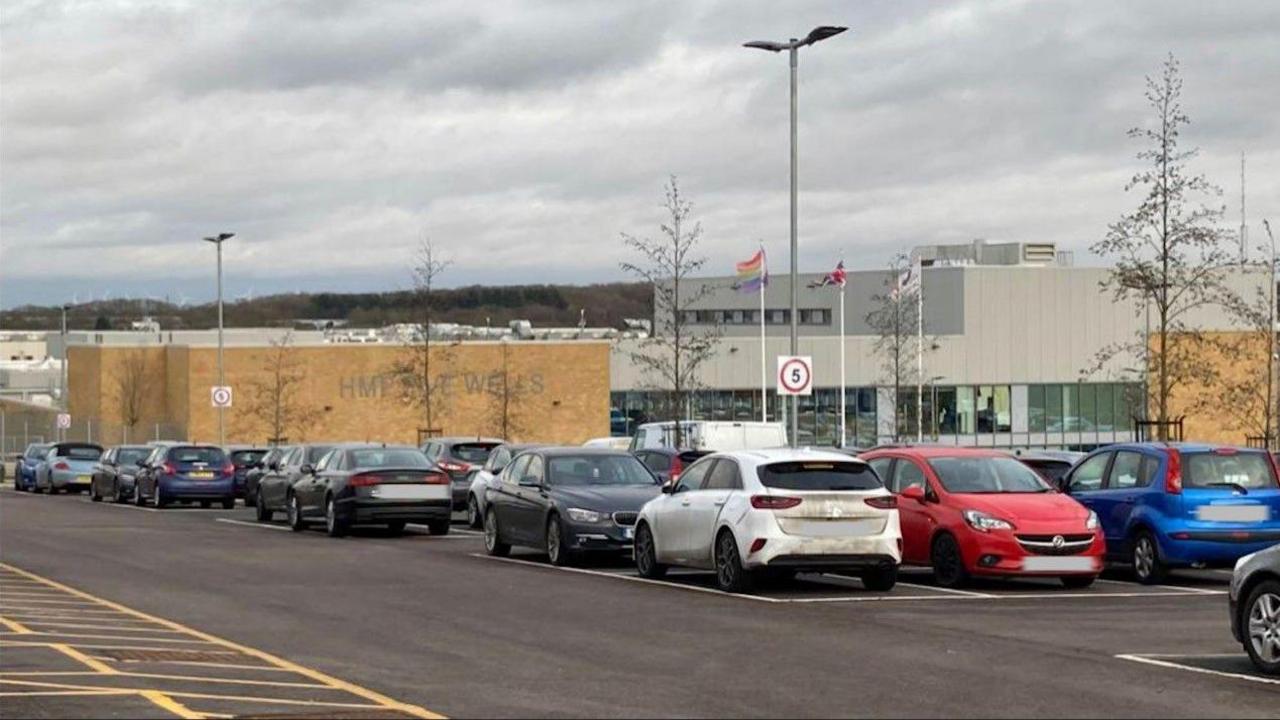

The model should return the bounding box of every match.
[280,444,453,538]
[226,446,269,501]
[254,444,330,521]
[483,448,663,566]
[89,445,152,503]
[1230,543,1280,675]
[633,448,710,485]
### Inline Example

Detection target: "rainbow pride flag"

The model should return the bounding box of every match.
[734,247,768,293]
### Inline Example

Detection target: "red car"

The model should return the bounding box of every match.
[860,447,1105,588]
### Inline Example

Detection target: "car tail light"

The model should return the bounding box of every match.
[1164,448,1182,495]
[162,462,177,476]
[349,473,383,487]
[1212,447,1238,455]
[748,538,767,554]
[750,495,802,510]
[54,462,70,471]
[437,461,469,473]
[221,463,235,476]
[864,496,897,510]
[670,455,684,479]
[424,472,450,485]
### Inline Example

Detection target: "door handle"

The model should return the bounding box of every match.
[714,501,726,507]
[681,501,691,507]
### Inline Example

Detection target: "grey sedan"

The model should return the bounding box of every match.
[1230,543,1280,675]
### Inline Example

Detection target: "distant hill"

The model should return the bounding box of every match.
[0,283,654,332]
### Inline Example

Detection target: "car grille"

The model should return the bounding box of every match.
[1016,533,1094,556]
[612,512,638,527]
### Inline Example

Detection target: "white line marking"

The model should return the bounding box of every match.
[78,499,157,513]
[407,523,483,536]
[893,581,997,598]
[1115,654,1280,686]
[214,518,290,532]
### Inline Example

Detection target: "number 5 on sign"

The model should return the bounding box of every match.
[776,356,813,396]
[210,386,233,408]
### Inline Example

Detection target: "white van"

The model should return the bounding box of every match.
[628,421,788,452]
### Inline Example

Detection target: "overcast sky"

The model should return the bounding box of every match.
[2,0,1277,309]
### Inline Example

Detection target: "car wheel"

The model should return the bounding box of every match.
[200,500,211,509]
[1131,531,1167,585]
[931,533,969,589]
[427,519,451,536]
[467,494,482,529]
[546,515,573,567]
[1243,579,1280,675]
[714,530,754,593]
[1061,574,1097,590]
[112,483,124,504]
[135,485,147,506]
[90,481,102,502]
[484,510,510,557]
[255,492,273,523]
[32,482,44,494]
[325,496,347,538]
[154,486,168,509]
[287,494,307,532]
[861,564,898,592]
[386,521,407,536]
[634,523,667,579]
[221,498,235,510]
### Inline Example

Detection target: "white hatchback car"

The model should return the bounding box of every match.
[634,449,902,592]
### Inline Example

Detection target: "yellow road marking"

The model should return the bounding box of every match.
[22,621,192,634]
[141,690,205,719]
[0,615,33,634]
[0,562,444,719]
[14,632,221,645]
[0,689,136,697]
[0,678,397,710]
[0,670,328,689]
[50,643,119,675]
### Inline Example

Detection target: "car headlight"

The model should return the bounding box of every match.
[1085,510,1100,530]
[566,508,608,523]
[963,509,1014,532]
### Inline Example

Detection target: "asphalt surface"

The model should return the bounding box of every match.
[1,486,1277,718]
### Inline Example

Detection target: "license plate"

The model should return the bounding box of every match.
[76,475,91,484]
[1023,556,1097,572]
[371,485,440,500]
[189,471,214,479]
[1197,504,1269,522]
[623,527,634,540]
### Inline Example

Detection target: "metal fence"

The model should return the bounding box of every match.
[0,410,187,457]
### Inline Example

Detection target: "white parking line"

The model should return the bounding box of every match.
[215,519,291,532]
[1115,654,1280,686]
[407,524,483,536]
[79,500,158,513]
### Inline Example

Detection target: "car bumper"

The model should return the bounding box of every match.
[50,470,93,490]
[750,534,902,570]
[337,497,452,525]
[1158,530,1280,567]
[563,520,637,552]
[158,478,235,499]
[958,528,1106,577]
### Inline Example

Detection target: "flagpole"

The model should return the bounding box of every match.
[839,280,846,447]
[916,260,924,443]
[759,278,767,423]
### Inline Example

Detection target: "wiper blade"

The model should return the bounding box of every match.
[1205,482,1249,494]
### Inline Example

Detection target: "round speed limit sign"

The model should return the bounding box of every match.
[776,356,813,396]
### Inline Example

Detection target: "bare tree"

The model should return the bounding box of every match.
[1087,54,1234,439]
[1219,219,1277,446]
[238,331,320,444]
[485,341,530,440]
[114,349,149,443]
[866,254,931,441]
[620,176,719,448]
[388,239,454,442]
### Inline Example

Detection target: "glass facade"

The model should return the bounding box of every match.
[611,381,1144,450]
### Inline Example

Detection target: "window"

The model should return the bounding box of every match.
[525,456,545,484]
[1027,385,1046,433]
[1063,385,1080,432]
[486,447,511,473]
[1095,384,1115,432]
[1183,451,1278,490]
[1080,384,1097,431]
[994,386,1011,432]
[758,461,881,491]
[1108,451,1147,489]
[976,386,995,433]
[1069,452,1110,492]
[934,387,957,435]
[306,445,334,463]
[1046,384,1063,432]
[314,450,336,472]
[927,456,1051,493]
[350,448,431,469]
[799,309,830,325]
[956,386,975,434]
[867,458,894,486]
[674,458,713,493]
[703,459,742,490]
[641,452,671,473]
[451,443,499,464]
[167,446,226,464]
[503,455,531,484]
[890,459,927,494]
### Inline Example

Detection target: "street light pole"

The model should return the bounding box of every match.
[745,25,847,448]
[204,232,235,445]
[60,304,70,441]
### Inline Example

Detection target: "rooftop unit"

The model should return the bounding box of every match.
[913,239,1067,267]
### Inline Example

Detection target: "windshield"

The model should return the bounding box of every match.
[758,461,882,491]
[59,446,103,461]
[230,449,268,466]
[350,448,431,469]
[547,455,658,487]
[1021,459,1072,484]
[1184,452,1278,490]
[117,448,152,466]
[168,447,227,465]
[306,446,334,463]
[928,456,1051,494]
[25,445,50,459]
[452,443,499,463]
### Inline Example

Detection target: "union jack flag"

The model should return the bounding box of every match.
[808,260,846,288]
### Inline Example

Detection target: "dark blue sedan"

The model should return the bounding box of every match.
[13,443,51,492]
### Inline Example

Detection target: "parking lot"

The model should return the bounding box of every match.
[2,485,1277,718]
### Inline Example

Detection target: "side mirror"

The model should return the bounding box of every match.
[901,485,927,503]
[661,484,674,495]
[301,464,315,476]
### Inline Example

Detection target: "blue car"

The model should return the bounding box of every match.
[135,444,237,509]
[14,443,51,492]
[1064,442,1280,583]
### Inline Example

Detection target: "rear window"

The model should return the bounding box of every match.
[60,446,103,461]
[117,448,151,466]
[1184,452,1278,490]
[349,449,431,469]
[167,447,227,465]
[230,450,268,466]
[757,461,882,491]
[306,446,334,463]
[451,443,499,463]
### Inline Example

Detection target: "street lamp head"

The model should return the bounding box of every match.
[803,25,848,46]
[203,232,235,244]
[743,40,788,53]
